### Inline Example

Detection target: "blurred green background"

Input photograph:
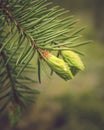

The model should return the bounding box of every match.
[0,0,104,130]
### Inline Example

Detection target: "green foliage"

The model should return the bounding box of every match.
[8,104,21,126]
[0,0,88,125]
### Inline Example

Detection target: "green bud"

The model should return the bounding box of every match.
[61,50,85,73]
[41,50,73,80]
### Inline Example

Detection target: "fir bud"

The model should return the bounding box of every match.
[41,50,73,80]
[61,50,85,72]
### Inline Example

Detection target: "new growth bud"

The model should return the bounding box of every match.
[41,50,73,80]
[61,50,85,75]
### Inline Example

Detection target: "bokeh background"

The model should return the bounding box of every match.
[0,0,104,130]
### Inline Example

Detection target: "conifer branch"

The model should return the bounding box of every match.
[0,2,39,51]
[1,48,19,104]
[0,0,88,125]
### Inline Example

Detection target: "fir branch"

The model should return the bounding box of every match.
[0,49,19,104]
[0,0,88,125]
[0,2,38,50]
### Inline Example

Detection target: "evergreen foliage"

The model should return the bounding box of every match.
[0,0,88,125]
